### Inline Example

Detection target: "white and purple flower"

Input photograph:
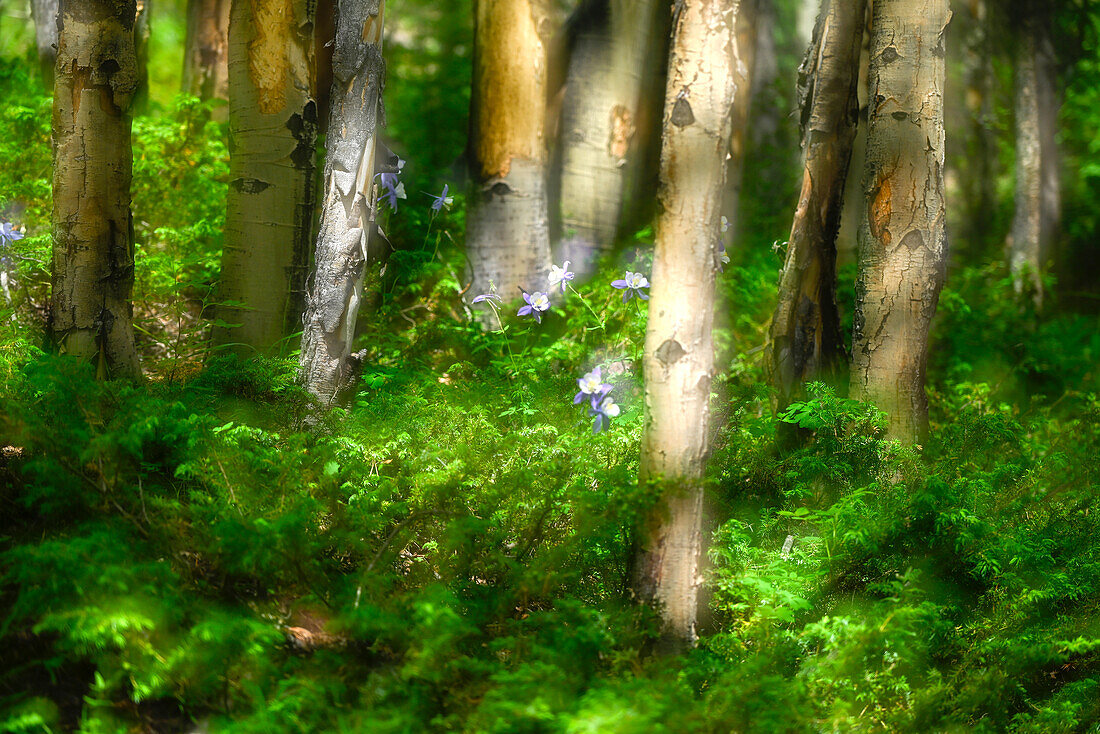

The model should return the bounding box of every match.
[471,291,502,306]
[429,184,453,212]
[573,366,613,406]
[611,271,650,302]
[377,157,407,211]
[589,395,621,434]
[0,222,25,247]
[517,291,551,323]
[548,261,575,293]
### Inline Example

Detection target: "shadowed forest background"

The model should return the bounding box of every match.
[2,0,1100,731]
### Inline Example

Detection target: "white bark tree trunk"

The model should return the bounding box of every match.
[213,0,318,355]
[50,0,141,378]
[850,0,951,443]
[31,0,59,86]
[466,0,553,305]
[557,0,665,274]
[299,0,386,406]
[182,0,231,118]
[1008,10,1060,307]
[634,0,741,650]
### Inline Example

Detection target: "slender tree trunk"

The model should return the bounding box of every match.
[834,2,871,269]
[850,0,951,443]
[748,0,779,148]
[767,0,865,410]
[466,0,553,304]
[960,0,995,258]
[634,0,740,650]
[182,0,231,117]
[299,0,386,406]
[721,0,757,239]
[557,0,664,274]
[212,0,318,355]
[31,0,59,87]
[134,0,151,111]
[50,0,141,378]
[1008,8,1059,306]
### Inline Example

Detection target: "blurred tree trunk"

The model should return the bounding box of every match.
[466,0,553,305]
[850,0,950,443]
[1008,7,1060,306]
[720,0,757,239]
[634,0,740,651]
[960,0,995,258]
[213,0,318,355]
[748,0,778,148]
[556,0,666,274]
[182,0,231,118]
[300,0,386,406]
[134,0,151,111]
[50,0,141,378]
[30,0,58,88]
[767,0,865,411]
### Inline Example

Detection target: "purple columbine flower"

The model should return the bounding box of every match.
[379,173,406,211]
[589,394,621,434]
[718,243,730,271]
[517,291,550,323]
[548,261,575,293]
[429,184,454,212]
[0,222,25,247]
[574,366,613,406]
[471,291,502,305]
[611,271,650,302]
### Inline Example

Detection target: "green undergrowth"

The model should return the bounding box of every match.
[2,265,1100,732]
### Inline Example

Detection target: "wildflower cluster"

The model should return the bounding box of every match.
[469,263,650,433]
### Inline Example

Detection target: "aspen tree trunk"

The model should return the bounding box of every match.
[634,0,740,650]
[466,0,553,304]
[213,0,317,355]
[721,0,757,238]
[1008,9,1060,306]
[182,0,231,116]
[299,0,386,406]
[960,0,995,258]
[748,0,779,148]
[134,0,151,111]
[50,0,141,378]
[31,0,59,87]
[833,3,870,269]
[850,0,951,443]
[767,0,865,409]
[557,0,664,273]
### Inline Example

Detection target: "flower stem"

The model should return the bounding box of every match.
[569,284,606,331]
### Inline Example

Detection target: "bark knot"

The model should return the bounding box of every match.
[655,338,687,367]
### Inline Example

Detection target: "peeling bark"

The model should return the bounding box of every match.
[634,0,740,650]
[557,0,665,274]
[50,0,141,378]
[182,0,231,117]
[213,0,317,355]
[300,0,386,407]
[466,0,553,305]
[767,0,865,410]
[850,0,951,443]
[31,0,59,87]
